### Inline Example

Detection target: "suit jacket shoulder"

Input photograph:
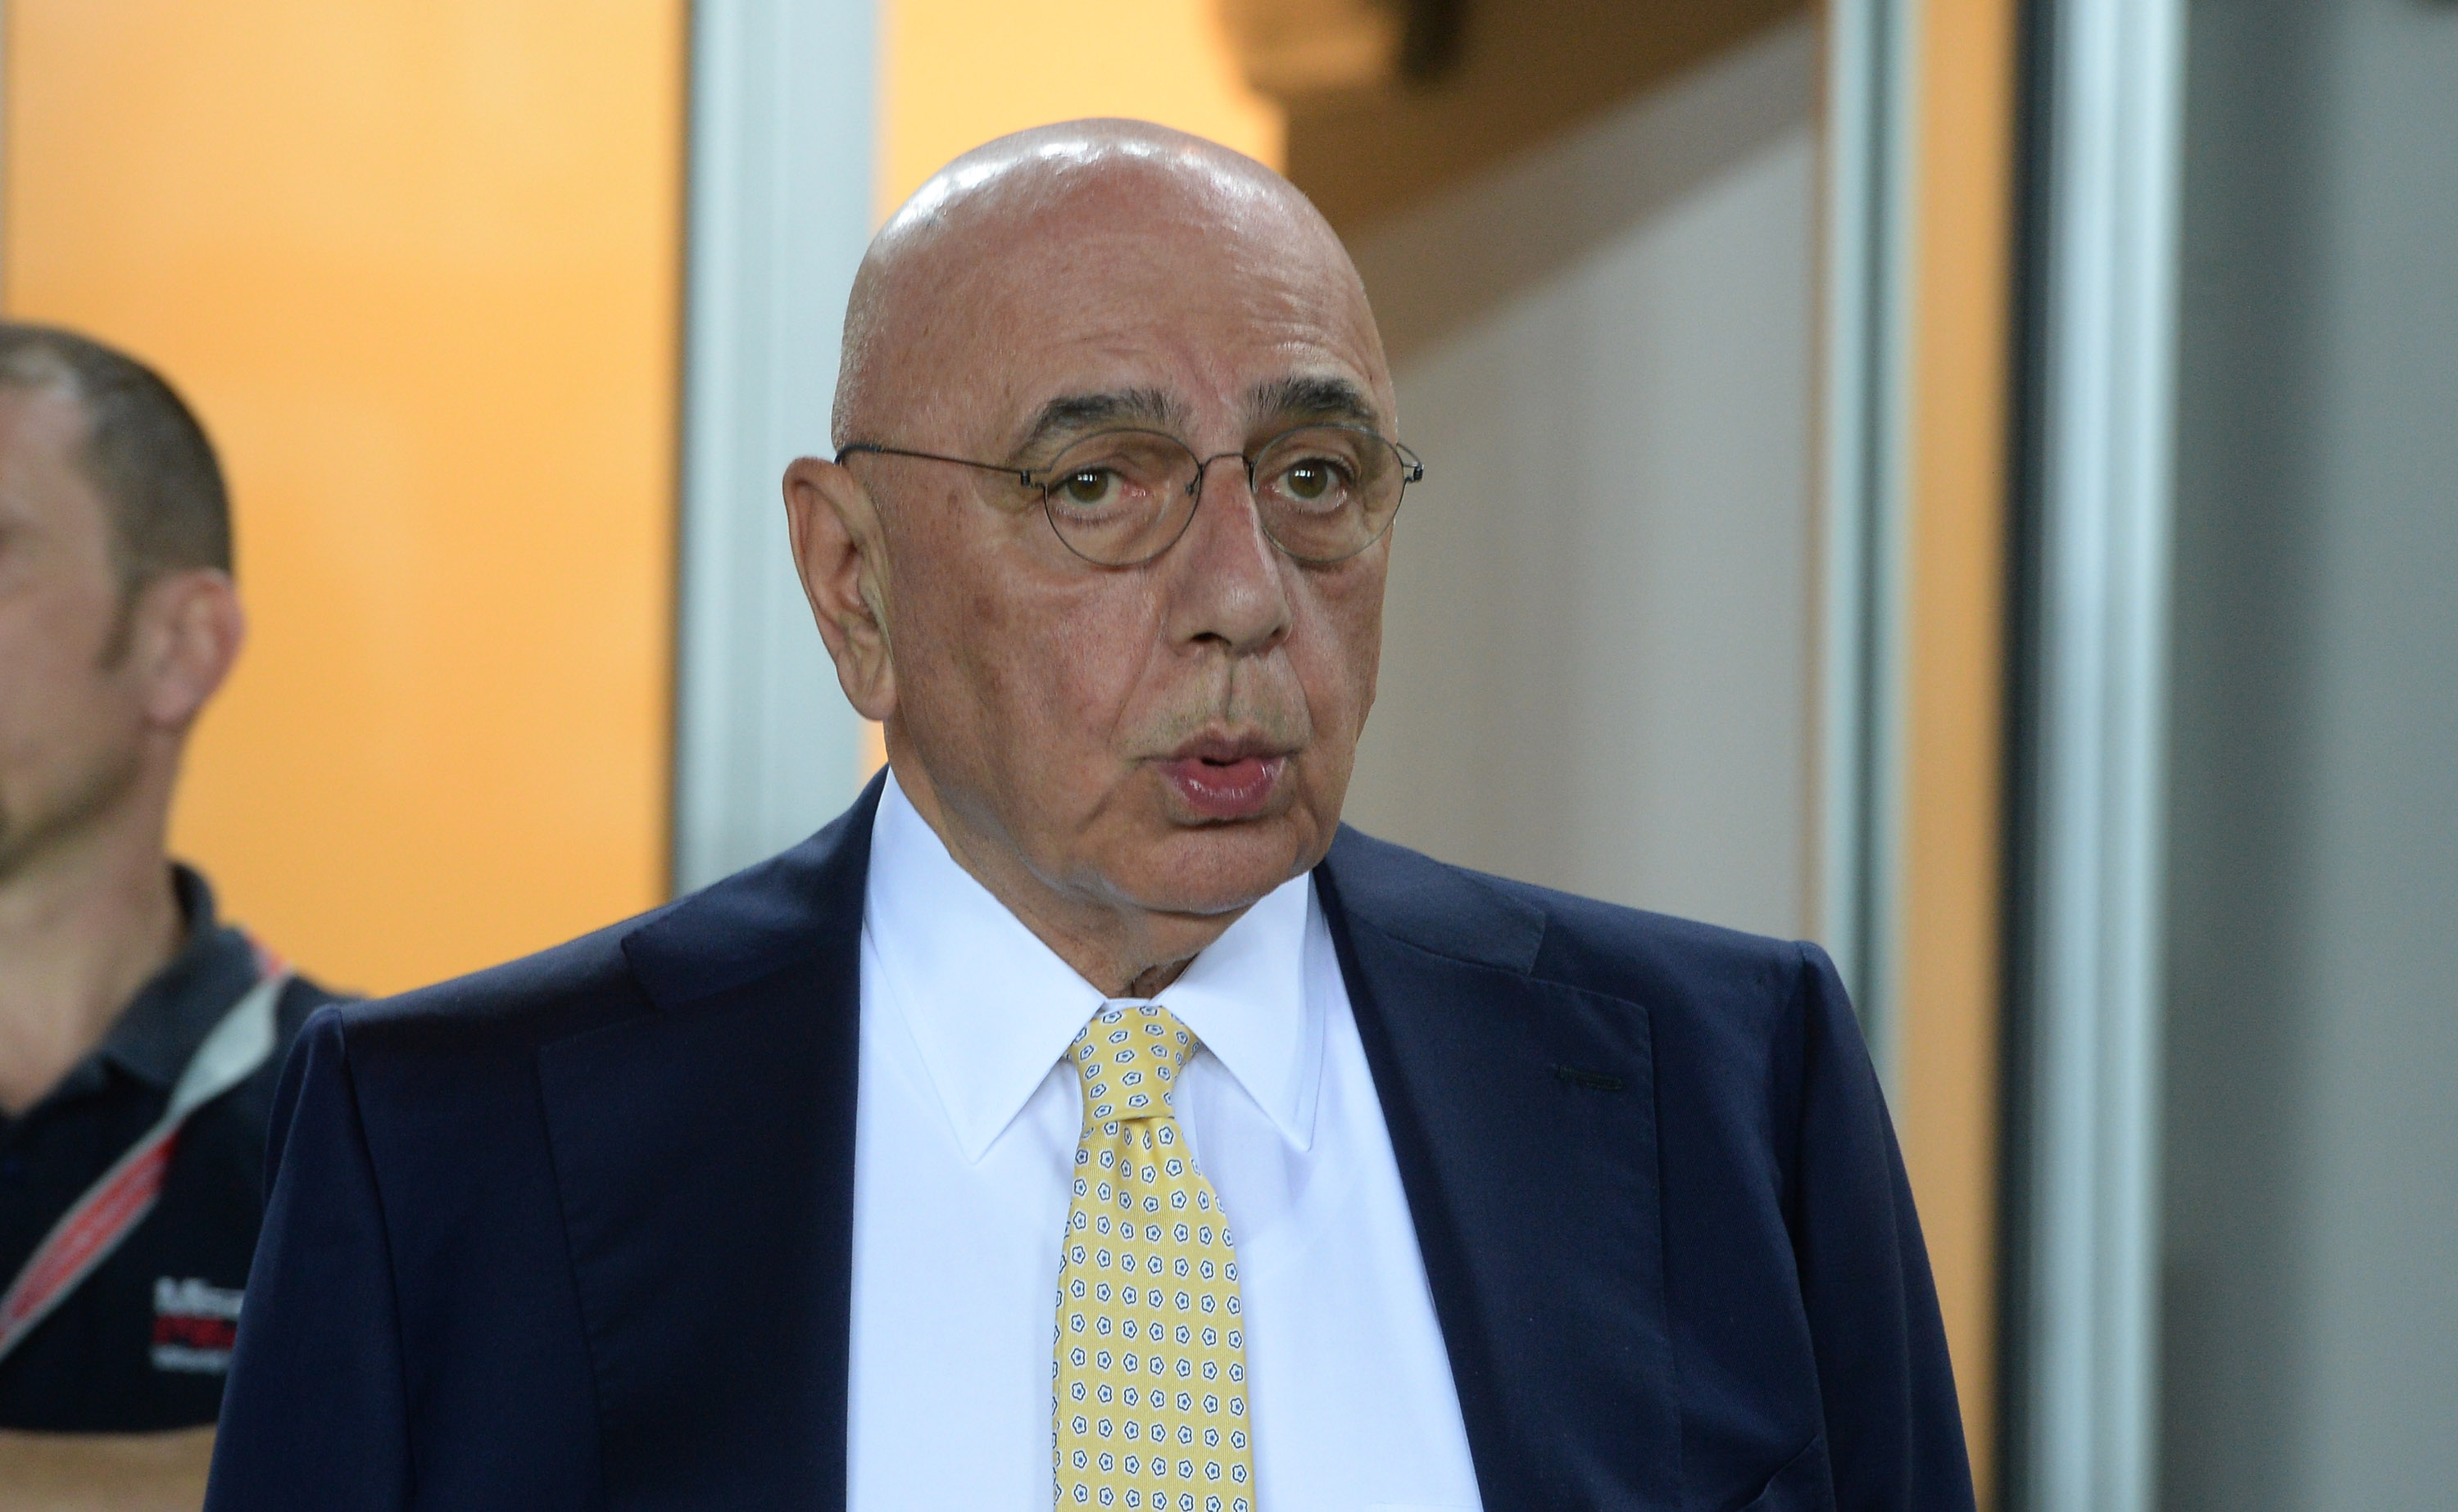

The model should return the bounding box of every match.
[213,787,882,1512]
[1322,822,1817,1032]
[1316,825,1973,1512]
[315,781,881,1075]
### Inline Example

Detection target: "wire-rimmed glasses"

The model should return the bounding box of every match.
[835,423,1423,567]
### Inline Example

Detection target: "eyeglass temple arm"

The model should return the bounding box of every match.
[832,441,1036,487]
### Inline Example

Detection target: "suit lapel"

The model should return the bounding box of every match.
[1317,828,1683,1510]
[536,778,882,1512]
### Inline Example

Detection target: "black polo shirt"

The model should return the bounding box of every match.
[0,865,340,1430]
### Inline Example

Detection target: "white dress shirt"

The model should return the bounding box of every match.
[846,772,1485,1511]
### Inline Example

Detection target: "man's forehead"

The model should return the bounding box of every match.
[0,387,109,550]
[918,228,1388,452]
[0,385,93,486]
[0,381,83,436]
[1003,373,1385,455]
[839,120,1391,452]
[955,177,1359,328]
[966,206,1385,442]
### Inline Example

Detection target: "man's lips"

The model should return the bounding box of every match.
[1154,749,1290,820]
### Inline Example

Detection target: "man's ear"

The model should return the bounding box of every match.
[130,569,245,732]
[785,455,896,722]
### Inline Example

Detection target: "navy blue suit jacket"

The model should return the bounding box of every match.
[207,781,1973,1510]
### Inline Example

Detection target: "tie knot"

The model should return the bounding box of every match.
[1068,1003,1196,1126]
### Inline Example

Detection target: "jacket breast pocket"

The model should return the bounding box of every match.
[1735,1435,1834,1512]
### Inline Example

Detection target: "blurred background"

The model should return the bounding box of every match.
[3,0,2448,1506]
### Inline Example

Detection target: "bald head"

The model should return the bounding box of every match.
[832,119,1386,451]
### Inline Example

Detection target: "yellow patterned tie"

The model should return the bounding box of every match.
[1054,1003,1255,1512]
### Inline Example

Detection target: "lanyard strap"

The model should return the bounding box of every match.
[0,960,291,1365]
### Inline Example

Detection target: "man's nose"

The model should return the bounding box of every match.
[1166,456,1294,656]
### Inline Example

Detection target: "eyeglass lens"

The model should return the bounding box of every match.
[1038,426,1408,566]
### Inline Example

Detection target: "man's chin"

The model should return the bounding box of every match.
[1122,810,1328,918]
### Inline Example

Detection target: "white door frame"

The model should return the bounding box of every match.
[672,0,879,891]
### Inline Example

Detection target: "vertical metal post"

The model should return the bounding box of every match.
[1818,0,1921,1083]
[2007,0,2184,1505]
[673,0,878,892]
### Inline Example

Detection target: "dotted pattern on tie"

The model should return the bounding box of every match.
[1054,1004,1254,1512]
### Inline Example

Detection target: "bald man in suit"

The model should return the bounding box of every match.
[208,121,1974,1512]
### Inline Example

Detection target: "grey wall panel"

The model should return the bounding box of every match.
[2162,1,2458,1505]
[1340,18,1820,941]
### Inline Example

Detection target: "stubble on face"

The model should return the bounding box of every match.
[840,124,1395,985]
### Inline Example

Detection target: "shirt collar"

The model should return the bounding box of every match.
[99,863,263,1092]
[862,768,1322,1164]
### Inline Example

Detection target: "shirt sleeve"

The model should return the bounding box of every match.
[206,1006,414,1511]
[1784,940,1978,1512]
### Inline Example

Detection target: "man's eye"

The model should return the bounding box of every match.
[1276,459,1348,503]
[1061,469,1119,507]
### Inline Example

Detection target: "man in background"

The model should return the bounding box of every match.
[0,325,338,1502]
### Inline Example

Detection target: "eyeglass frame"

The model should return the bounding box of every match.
[832,422,1425,567]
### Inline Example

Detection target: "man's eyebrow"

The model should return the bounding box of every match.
[1249,374,1381,429]
[1015,387,1187,458]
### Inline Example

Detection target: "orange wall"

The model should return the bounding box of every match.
[2,2,685,994]
[1893,0,2019,1496]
